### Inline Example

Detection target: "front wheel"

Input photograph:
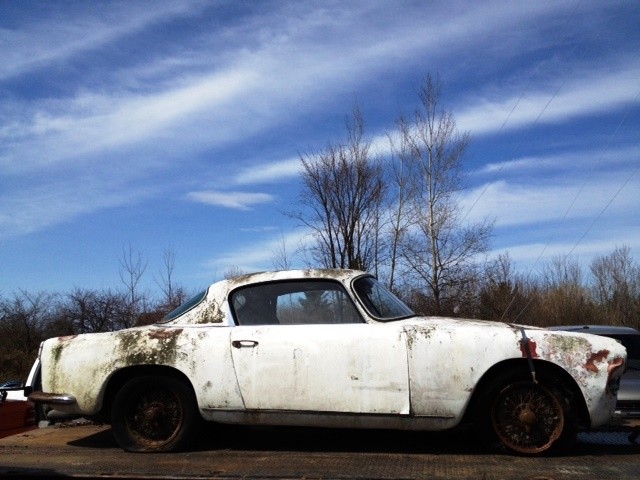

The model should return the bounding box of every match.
[111,375,200,452]
[475,374,577,455]
[491,381,566,454]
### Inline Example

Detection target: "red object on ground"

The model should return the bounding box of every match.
[0,399,37,439]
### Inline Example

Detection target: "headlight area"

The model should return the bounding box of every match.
[607,357,626,395]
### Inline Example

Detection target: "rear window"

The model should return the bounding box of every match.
[160,289,208,323]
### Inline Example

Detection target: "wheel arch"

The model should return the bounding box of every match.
[463,358,590,428]
[97,365,198,423]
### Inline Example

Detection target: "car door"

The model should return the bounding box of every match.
[230,323,409,414]
[229,280,410,414]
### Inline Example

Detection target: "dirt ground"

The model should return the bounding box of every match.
[0,420,639,479]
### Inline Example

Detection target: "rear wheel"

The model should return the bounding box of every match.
[111,375,199,453]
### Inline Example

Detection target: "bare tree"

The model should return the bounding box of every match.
[590,245,640,328]
[119,243,148,328]
[392,74,493,315]
[478,253,523,321]
[62,288,124,333]
[271,232,294,271]
[224,266,246,279]
[384,132,416,292]
[295,106,386,271]
[154,248,187,313]
[0,291,58,379]
[537,255,593,327]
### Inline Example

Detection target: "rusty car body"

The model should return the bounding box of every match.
[28,269,627,454]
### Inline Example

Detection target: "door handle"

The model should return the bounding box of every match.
[232,340,259,349]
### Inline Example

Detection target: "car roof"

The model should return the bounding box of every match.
[221,268,368,287]
[548,325,640,335]
[160,268,372,325]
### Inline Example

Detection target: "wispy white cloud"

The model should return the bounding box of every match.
[239,226,279,233]
[186,190,274,210]
[460,166,639,228]
[1,1,208,80]
[477,145,640,177]
[243,66,640,188]
[0,67,261,175]
[3,0,605,177]
[204,229,312,274]
[489,230,640,278]
[234,157,301,185]
[456,59,640,135]
[0,174,158,239]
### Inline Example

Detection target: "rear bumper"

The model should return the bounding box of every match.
[612,410,640,420]
[28,391,76,406]
[600,411,640,434]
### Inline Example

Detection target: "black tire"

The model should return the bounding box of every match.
[475,372,577,455]
[111,375,200,453]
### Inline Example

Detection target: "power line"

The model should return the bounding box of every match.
[565,91,640,258]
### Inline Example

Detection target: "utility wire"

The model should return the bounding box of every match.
[456,0,640,321]
[565,91,640,258]
[504,90,640,322]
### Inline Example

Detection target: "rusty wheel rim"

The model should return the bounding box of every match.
[491,381,564,454]
[125,387,184,447]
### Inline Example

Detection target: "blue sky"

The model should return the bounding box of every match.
[1,0,638,296]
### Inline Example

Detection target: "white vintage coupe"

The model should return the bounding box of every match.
[28,269,627,454]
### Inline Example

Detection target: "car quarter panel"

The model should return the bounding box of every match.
[39,325,243,416]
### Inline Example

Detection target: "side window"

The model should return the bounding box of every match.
[231,286,278,326]
[231,281,363,326]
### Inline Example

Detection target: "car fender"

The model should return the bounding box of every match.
[39,326,243,416]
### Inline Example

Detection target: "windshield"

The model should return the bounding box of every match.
[353,276,414,321]
[160,289,208,323]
